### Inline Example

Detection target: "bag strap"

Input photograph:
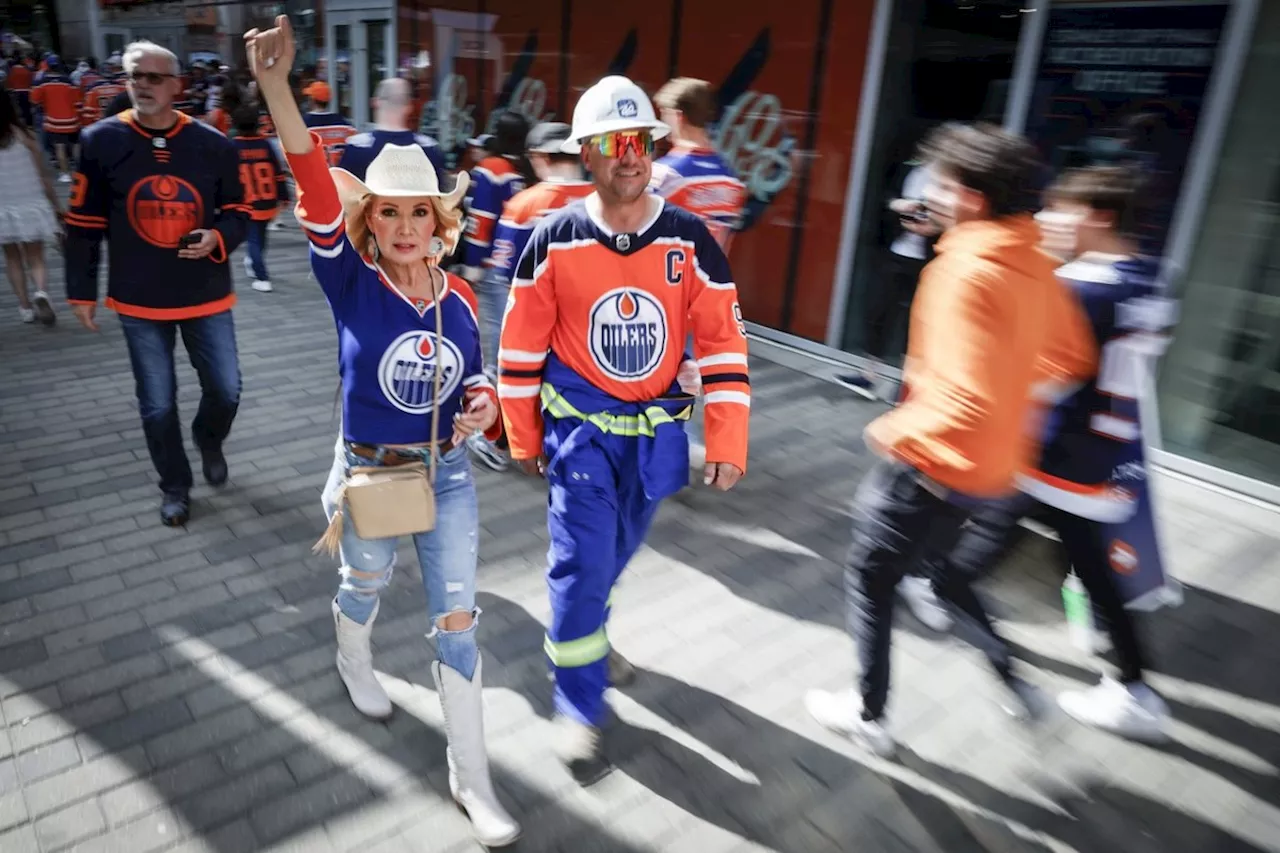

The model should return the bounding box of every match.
[429,267,445,484]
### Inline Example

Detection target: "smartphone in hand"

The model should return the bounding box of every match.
[177,233,201,251]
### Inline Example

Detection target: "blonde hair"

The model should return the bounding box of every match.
[346,193,464,264]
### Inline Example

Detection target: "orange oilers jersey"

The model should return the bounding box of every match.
[82,80,125,124]
[498,196,751,472]
[303,111,356,166]
[6,63,32,93]
[31,76,81,133]
[205,107,230,136]
[650,146,747,252]
[484,180,594,278]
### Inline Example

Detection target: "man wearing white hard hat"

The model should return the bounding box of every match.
[246,18,520,846]
[498,75,751,780]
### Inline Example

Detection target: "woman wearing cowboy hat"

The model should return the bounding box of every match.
[245,17,519,847]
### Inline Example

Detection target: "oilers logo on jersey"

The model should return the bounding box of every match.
[127,175,206,249]
[378,331,465,414]
[589,288,668,381]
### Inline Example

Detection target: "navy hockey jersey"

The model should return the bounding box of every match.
[65,109,250,319]
[287,134,498,446]
[1018,255,1174,521]
[303,110,356,166]
[337,128,445,182]
[233,135,288,221]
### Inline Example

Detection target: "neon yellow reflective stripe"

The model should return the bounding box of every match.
[544,628,610,667]
[540,384,691,438]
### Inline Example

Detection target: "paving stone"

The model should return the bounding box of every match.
[34,798,106,851]
[23,746,147,818]
[144,705,262,768]
[8,693,124,755]
[98,752,226,826]
[15,737,81,783]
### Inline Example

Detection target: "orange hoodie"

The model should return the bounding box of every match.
[864,214,1096,497]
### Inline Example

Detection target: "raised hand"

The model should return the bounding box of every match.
[244,15,295,87]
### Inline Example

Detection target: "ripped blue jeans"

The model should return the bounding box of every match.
[321,437,481,679]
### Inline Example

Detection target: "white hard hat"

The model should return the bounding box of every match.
[562,75,670,154]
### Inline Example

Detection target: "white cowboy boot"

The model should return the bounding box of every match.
[332,598,393,720]
[432,656,521,847]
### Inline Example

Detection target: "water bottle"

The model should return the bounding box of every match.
[1062,572,1096,652]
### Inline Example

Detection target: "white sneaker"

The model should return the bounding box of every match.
[250,280,273,293]
[31,291,55,325]
[466,433,509,472]
[804,688,896,758]
[18,306,35,323]
[1058,677,1170,742]
[58,173,72,183]
[899,576,953,632]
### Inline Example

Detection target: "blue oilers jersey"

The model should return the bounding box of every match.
[649,145,746,252]
[1018,255,1175,521]
[286,137,498,447]
[337,129,445,182]
[463,157,527,268]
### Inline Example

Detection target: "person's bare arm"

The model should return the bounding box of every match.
[244,16,312,156]
[21,128,62,220]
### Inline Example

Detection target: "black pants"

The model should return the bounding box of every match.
[940,499,1149,685]
[864,252,926,362]
[846,460,1013,720]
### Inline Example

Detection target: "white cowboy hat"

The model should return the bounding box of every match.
[562,75,670,154]
[331,143,469,210]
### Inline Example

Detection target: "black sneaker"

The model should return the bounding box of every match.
[834,371,880,401]
[201,447,229,487]
[160,491,191,527]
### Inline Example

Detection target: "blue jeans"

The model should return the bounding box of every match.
[474,267,511,375]
[321,438,481,679]
[243,220,269,281]
[119,310,242,495]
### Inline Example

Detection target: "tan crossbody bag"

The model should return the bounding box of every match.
[314,295,444,556]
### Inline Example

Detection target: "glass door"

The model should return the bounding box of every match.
[326,13,394,129]
[834,0,1027,364]
[101,28,131,59]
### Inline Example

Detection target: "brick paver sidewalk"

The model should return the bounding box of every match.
[1,225,1278,852]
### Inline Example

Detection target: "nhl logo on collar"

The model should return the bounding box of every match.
[614,233,631,252]
[152,136,166,149]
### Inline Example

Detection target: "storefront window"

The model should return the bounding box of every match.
[838,0,1024,364]
[1158,1,1280,485]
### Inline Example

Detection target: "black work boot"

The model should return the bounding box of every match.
[160,490,191,527]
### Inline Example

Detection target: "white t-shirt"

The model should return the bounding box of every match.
[889,165,931,260]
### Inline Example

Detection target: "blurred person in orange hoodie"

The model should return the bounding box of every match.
[806,123,1097,758]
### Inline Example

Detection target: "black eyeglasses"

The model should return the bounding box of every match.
[129,71,177,86]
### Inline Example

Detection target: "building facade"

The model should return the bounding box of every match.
[49,0,1278,502]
